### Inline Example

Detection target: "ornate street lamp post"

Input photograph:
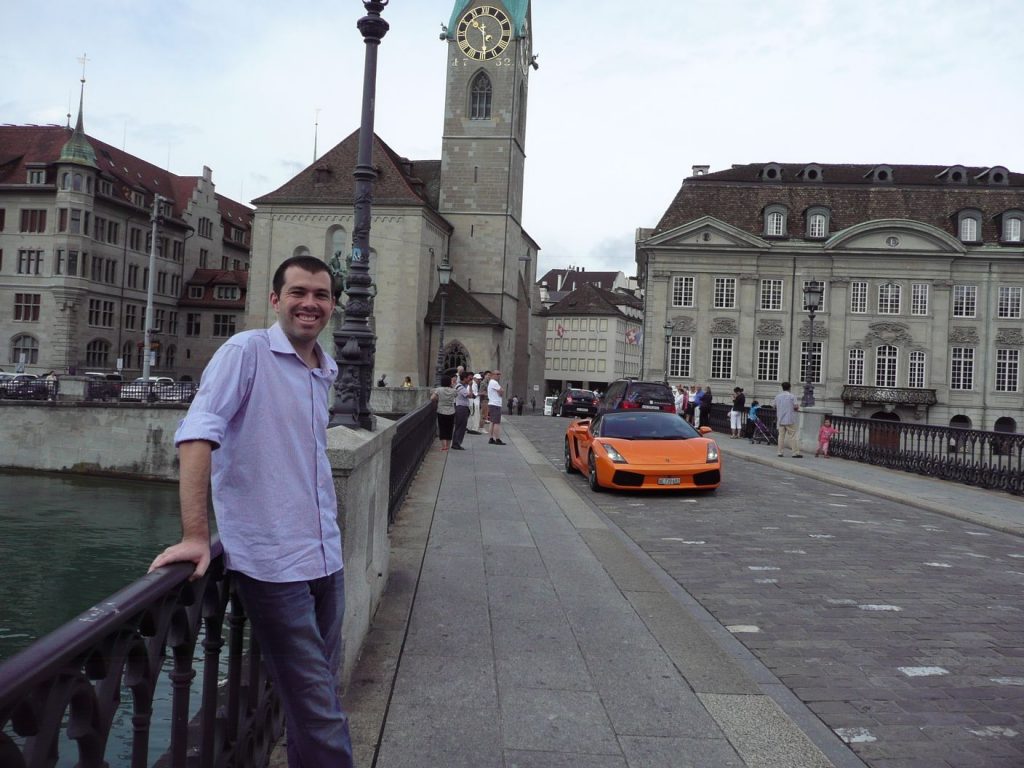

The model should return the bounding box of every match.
[802,281,823,407]
[434,253,453,385]
[332,1,389,430]
[663,320,673,383]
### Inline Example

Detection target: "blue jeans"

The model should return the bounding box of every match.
[233,570,354,768]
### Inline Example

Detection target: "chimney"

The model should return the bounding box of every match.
[692,165,710,176]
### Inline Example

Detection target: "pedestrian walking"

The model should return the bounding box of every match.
[516,396,524,416]
[530,395,536,412]
[816,418,839,458]
[487,370,505,445]
[773,381,802,457]
[451,371,473,450]
[431,372,458,451]
[149,255,355,768]
[729,387,745,438]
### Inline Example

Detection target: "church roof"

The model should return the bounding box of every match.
[58,89,97,169]
[543,282,642,318]
[425,280,506,328]
[654,162,1024,244]
[252,130,438,209]
[447,0,530,36]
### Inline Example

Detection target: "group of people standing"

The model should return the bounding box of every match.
[674,384,714,428]
[431,367,507,450]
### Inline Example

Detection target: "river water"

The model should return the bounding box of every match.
[0,470,195,766]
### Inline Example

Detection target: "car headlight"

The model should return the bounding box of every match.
[599,442,629,464]
[706,442,719,463]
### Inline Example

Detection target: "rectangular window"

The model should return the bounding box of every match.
[875,346,898,387]
[186,313,202,336]
[16,250,43,275]
[950,347,974,390]
[27,169,45,184]
[847,349,865,385]
[87,299,115,328]
[67,250,79,276]
[801,341,822,384]
[713,277,736,309]
[157,272,168,294]
[70,209,82,234]
[711,337,734,379]
[757,339,780,381]
[94,217,106,242]
[213,314,236,337]
[107,221,120,245]
[55,249,64,275]
[172,241,184,261]
[667,336,691,378]
[168,311,178,335]
[14,293,41,322]
[130,228,142,251]
[19,209,47,233]
[0,209,5,231]
[952,285,977,318]
[199,248,209,268]
[154,309,165,333]
[908,351,926,389]
[671,276,694,307]
[552,358,560,371]
[877,283,901,314]
[850,281,868,314]
[125,304,137,330]
[105,259,117,284]
[911,283,929,316]
[215,285,240,300]
[995,349,1020,393]
[997,286,1022,319]
[127,264,139,288]
[759,279,783,311]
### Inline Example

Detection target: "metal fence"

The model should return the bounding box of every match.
[388,400,438,523]
[0,404,439,767]
[0,380,56,401]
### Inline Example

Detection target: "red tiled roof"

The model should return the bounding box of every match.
[542,282,641,317]
[179,269,249,308]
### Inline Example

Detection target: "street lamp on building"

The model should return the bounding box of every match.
[435,252,453,385]
[802,281,823,407]
[663,320,674,383]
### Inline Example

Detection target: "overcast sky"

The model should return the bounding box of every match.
[3,1,1023,277]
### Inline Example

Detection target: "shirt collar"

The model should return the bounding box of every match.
[268,322,338,377]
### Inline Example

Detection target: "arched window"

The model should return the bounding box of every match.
[470,72,492,120]
[61,172,70,190]
[1001,212,1023,243]
[72,173,83,191]
[950,415,972,429]
[442,341,469,372]
[994,416,1017,434]
[808,213,827,239]
[763,205,787,237]
[957,209,981,243]
[875,345,898,387]
[10,334,39,365]
[86,339,111,367]
[328,227,347,264]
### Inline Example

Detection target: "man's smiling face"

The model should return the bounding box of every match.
[270,265,334,349]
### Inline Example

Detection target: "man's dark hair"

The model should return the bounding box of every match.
[781,381,791,391]
[272,255,331,296]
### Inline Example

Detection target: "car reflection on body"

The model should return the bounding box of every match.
[564,411,721,492]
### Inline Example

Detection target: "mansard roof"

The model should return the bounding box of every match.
[252,130,439,210]
[655,163,1024,245]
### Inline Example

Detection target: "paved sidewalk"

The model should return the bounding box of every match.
[339,421,903,768]
[715,434,1024,537]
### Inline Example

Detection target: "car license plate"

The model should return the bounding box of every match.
[642,404,659,410]
[658,477,681,485]
[576,407,588,413]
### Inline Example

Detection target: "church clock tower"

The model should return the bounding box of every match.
[439,0,535,381]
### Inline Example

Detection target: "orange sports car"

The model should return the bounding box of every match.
[564,411,721,492]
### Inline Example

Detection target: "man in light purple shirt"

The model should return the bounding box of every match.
[150,255,354,768]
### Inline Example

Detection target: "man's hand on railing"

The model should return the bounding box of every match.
[148,537,211,581]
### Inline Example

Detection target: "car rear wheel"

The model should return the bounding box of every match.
[588,453,603,492]
[564,438,578,474]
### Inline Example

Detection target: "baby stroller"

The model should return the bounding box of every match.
[745,403,777,445]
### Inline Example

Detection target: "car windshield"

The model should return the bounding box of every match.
[596,412,700,440]
[627,384,672,402]
[569,390,595,399]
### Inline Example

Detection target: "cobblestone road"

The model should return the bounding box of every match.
[513,413,1024,768]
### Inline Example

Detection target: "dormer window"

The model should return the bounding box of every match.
[761,163,783,182]
[188,285,204,299]
[806,206,830,239]
[866,165,894,183]
[1001,211,1023,243]
[939,165,968,184]
[215,285,241,300]
[764,204,788,237]
[975,166,1010,185]
[957,209,982,243]
[798,164,823,182]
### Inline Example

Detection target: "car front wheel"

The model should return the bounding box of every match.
[588,453,603,492]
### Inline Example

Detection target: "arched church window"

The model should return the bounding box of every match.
[442,341,469,372]
[470,72,492,120]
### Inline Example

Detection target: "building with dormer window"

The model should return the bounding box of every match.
[637,163,1024,433]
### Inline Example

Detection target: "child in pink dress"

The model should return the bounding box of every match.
[816,418,839,458]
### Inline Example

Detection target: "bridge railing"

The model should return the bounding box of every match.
[0,537,284,768]
[389,400,437,523]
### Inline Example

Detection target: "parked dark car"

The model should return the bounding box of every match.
[84,371,123,401]
[553,388,600,418]
[0,373,49,400]
[596,379,676,416]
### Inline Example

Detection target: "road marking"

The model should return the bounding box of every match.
[964,553,990,559]
[762,526,780,530]
[754,578,778,584]
[842,519,868,524]
[661,538,706,544]
[1008,554,1024,559]
[809,534,834,539]
[828,503,848,507]
[924,562,953,568]
[965,531,990,536]
[859,604,902,612]
[835,727,877,744]
[828,493,849,497]
[786,514,807,518]
[898,666,947,676]
[748,566,780,571]
[827,598,857,605]
[784,549,807,554]
[968,726,1018,738]
[726,625,760,633]
[991,677,1024,686]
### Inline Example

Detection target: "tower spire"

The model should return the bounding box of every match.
[59,53,98,168]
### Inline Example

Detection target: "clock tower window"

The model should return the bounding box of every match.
[470,72,492,120]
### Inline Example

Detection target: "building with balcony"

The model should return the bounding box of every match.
[0,98,252,380]
[636,163,1024,432]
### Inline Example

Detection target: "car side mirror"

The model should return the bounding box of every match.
[699,426,712,435]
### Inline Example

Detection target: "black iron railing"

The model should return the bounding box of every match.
[0,380,56,401]
[829,416,1024,495]
[0,537,283,768]
[388,400,437,523]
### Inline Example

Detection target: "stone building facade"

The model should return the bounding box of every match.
[636,163,1024,432]
[0,104,251,381]
[245,0,544,395]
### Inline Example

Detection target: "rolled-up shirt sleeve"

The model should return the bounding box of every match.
[175,341,254,449]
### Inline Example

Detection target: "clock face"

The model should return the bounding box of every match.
[519,19,531,74]
[456,5,512,60]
